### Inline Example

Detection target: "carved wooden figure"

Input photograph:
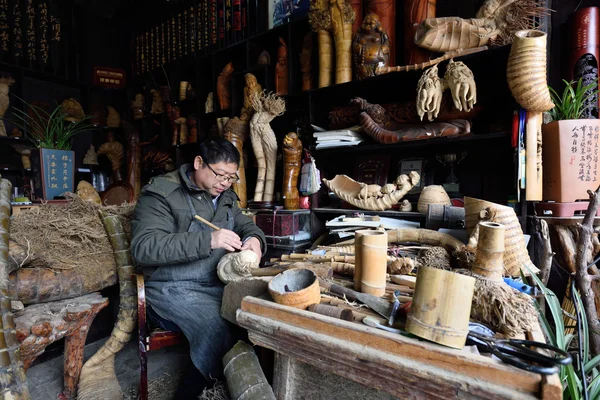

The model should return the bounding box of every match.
[131,93,144,120]
[0,77,15,136]
[150,89,164,114]
[414,0,549,53]
[98,132,125,182]
[353,13,390,80]
[275,37,289,95]
[242,73,262,121]
[367,0,395,65]
[176,117,188,144]
[404,0,436,64]
[282,132,303,210]
[250,91,286,203]
[217,62,234,110]
[61,98,85,123]
[300,33,313,91]
[106,106,121,128]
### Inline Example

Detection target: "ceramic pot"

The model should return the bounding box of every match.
[506,30,554,112]
[543,119,600,202]
[417,185,451,213]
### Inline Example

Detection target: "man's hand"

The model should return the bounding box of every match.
[210,229,242,252]
[241,236,262,259]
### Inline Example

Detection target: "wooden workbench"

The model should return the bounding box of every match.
[237,296,562,400]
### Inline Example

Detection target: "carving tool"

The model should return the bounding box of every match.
[327,282,393,320]
[194,215,221,231]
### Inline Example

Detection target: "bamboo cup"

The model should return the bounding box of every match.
[471,221,505,282]
[353,230,365,290]
[406,267,475,349]
[356,229,388,296]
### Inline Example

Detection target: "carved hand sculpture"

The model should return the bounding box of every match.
[416,65,445,121]
[444,60,476,112]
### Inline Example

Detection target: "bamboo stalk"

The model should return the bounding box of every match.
[318,31,333,88]
[77,211,137,400]
[0,177,30,399]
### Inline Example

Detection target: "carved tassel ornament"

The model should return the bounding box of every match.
[506,30,554,113]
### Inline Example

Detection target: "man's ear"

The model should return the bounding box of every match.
[194,156,203,170]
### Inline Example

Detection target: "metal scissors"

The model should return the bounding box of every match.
[467,331,572,375]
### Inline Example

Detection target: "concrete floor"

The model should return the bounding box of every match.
[26,338,189,400]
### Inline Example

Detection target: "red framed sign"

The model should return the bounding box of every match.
[93,67,126,88]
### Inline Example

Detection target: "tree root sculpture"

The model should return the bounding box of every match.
[323,171,420,211]
[309,0,333,88]
[0,177,30,399]
[77,211,136,400]
[217,250,260,284]
[250,91,286,203]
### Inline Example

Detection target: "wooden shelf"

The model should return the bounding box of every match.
[311,132,509,154]
[312,208,424,219]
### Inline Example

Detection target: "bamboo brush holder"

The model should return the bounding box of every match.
[471,221,505,282]
[406,267,475,349]
[353,230,365,291]
[356,229,388,296]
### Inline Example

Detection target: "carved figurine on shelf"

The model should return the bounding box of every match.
[352,96,471,143]
[223,117,249,208]
[12,145,31,169]
[98,132,124,182]
[131,93,144,120]
[323,171,420,211]
[275,37,289,95]
[150,89,164,114]
[353,12,390,80]
[242,73,262,121]
[414,0,549,53]
[60,98,85,123]
[76,181,101,205]
[282,132,303,210]
[309,0,333,88]
[416,60,477,121]
[330,0,355,84]
[106,106,121,128]
[176,117,188,144]
[300,32,313,91]
[250,91,286,203]
[205,92,214,114]
[10,128,22,138]
[188,117,198,143]
[257,50,271,65]
[217,62,234,110]
[82,145,98,165]
[0,76,14,136]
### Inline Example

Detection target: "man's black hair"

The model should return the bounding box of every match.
[197,137,240,166]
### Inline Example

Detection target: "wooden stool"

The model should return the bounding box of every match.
[14,292,109,400]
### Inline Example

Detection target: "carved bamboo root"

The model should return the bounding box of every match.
[318,31,333,87]
[575,186,600,356]
[251,131,267,202]
[77,211,136,400]
[376,47,488,74]
[9,266,117,305]
[506,30,554,113]
[0,177,30,399]
[263,136,277,203]
[223,124,248,208]
[333,21,354,84]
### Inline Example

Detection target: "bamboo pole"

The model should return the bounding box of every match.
[358,230,387,296]
[0,177,30,399]
[77,211,137,400]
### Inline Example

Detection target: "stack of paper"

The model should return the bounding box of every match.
[313,129,365,149]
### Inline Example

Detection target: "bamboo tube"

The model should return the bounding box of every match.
[406,267,475,349]
[525,111,543,201]
[357,229,388,296]
[330,0,354,84]
[330,261,355,276]
[223,341,276,400]
[308,303,353,321]
[353,231,364,291]
[390,274,416,289]
[471,221,505,282]
[318,31,333,88]
[0,177,30,399]
[387,228,465,253]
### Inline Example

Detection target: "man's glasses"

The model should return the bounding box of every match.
[205,162,239,183]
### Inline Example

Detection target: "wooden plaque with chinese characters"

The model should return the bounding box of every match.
[30,149,75,200]
[93,67,126,89]
[354,155,390,186]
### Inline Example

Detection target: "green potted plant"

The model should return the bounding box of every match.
[9,98,93,200]
[542,78,599,202]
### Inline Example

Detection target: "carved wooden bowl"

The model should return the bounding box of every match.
[268,269,320,310]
